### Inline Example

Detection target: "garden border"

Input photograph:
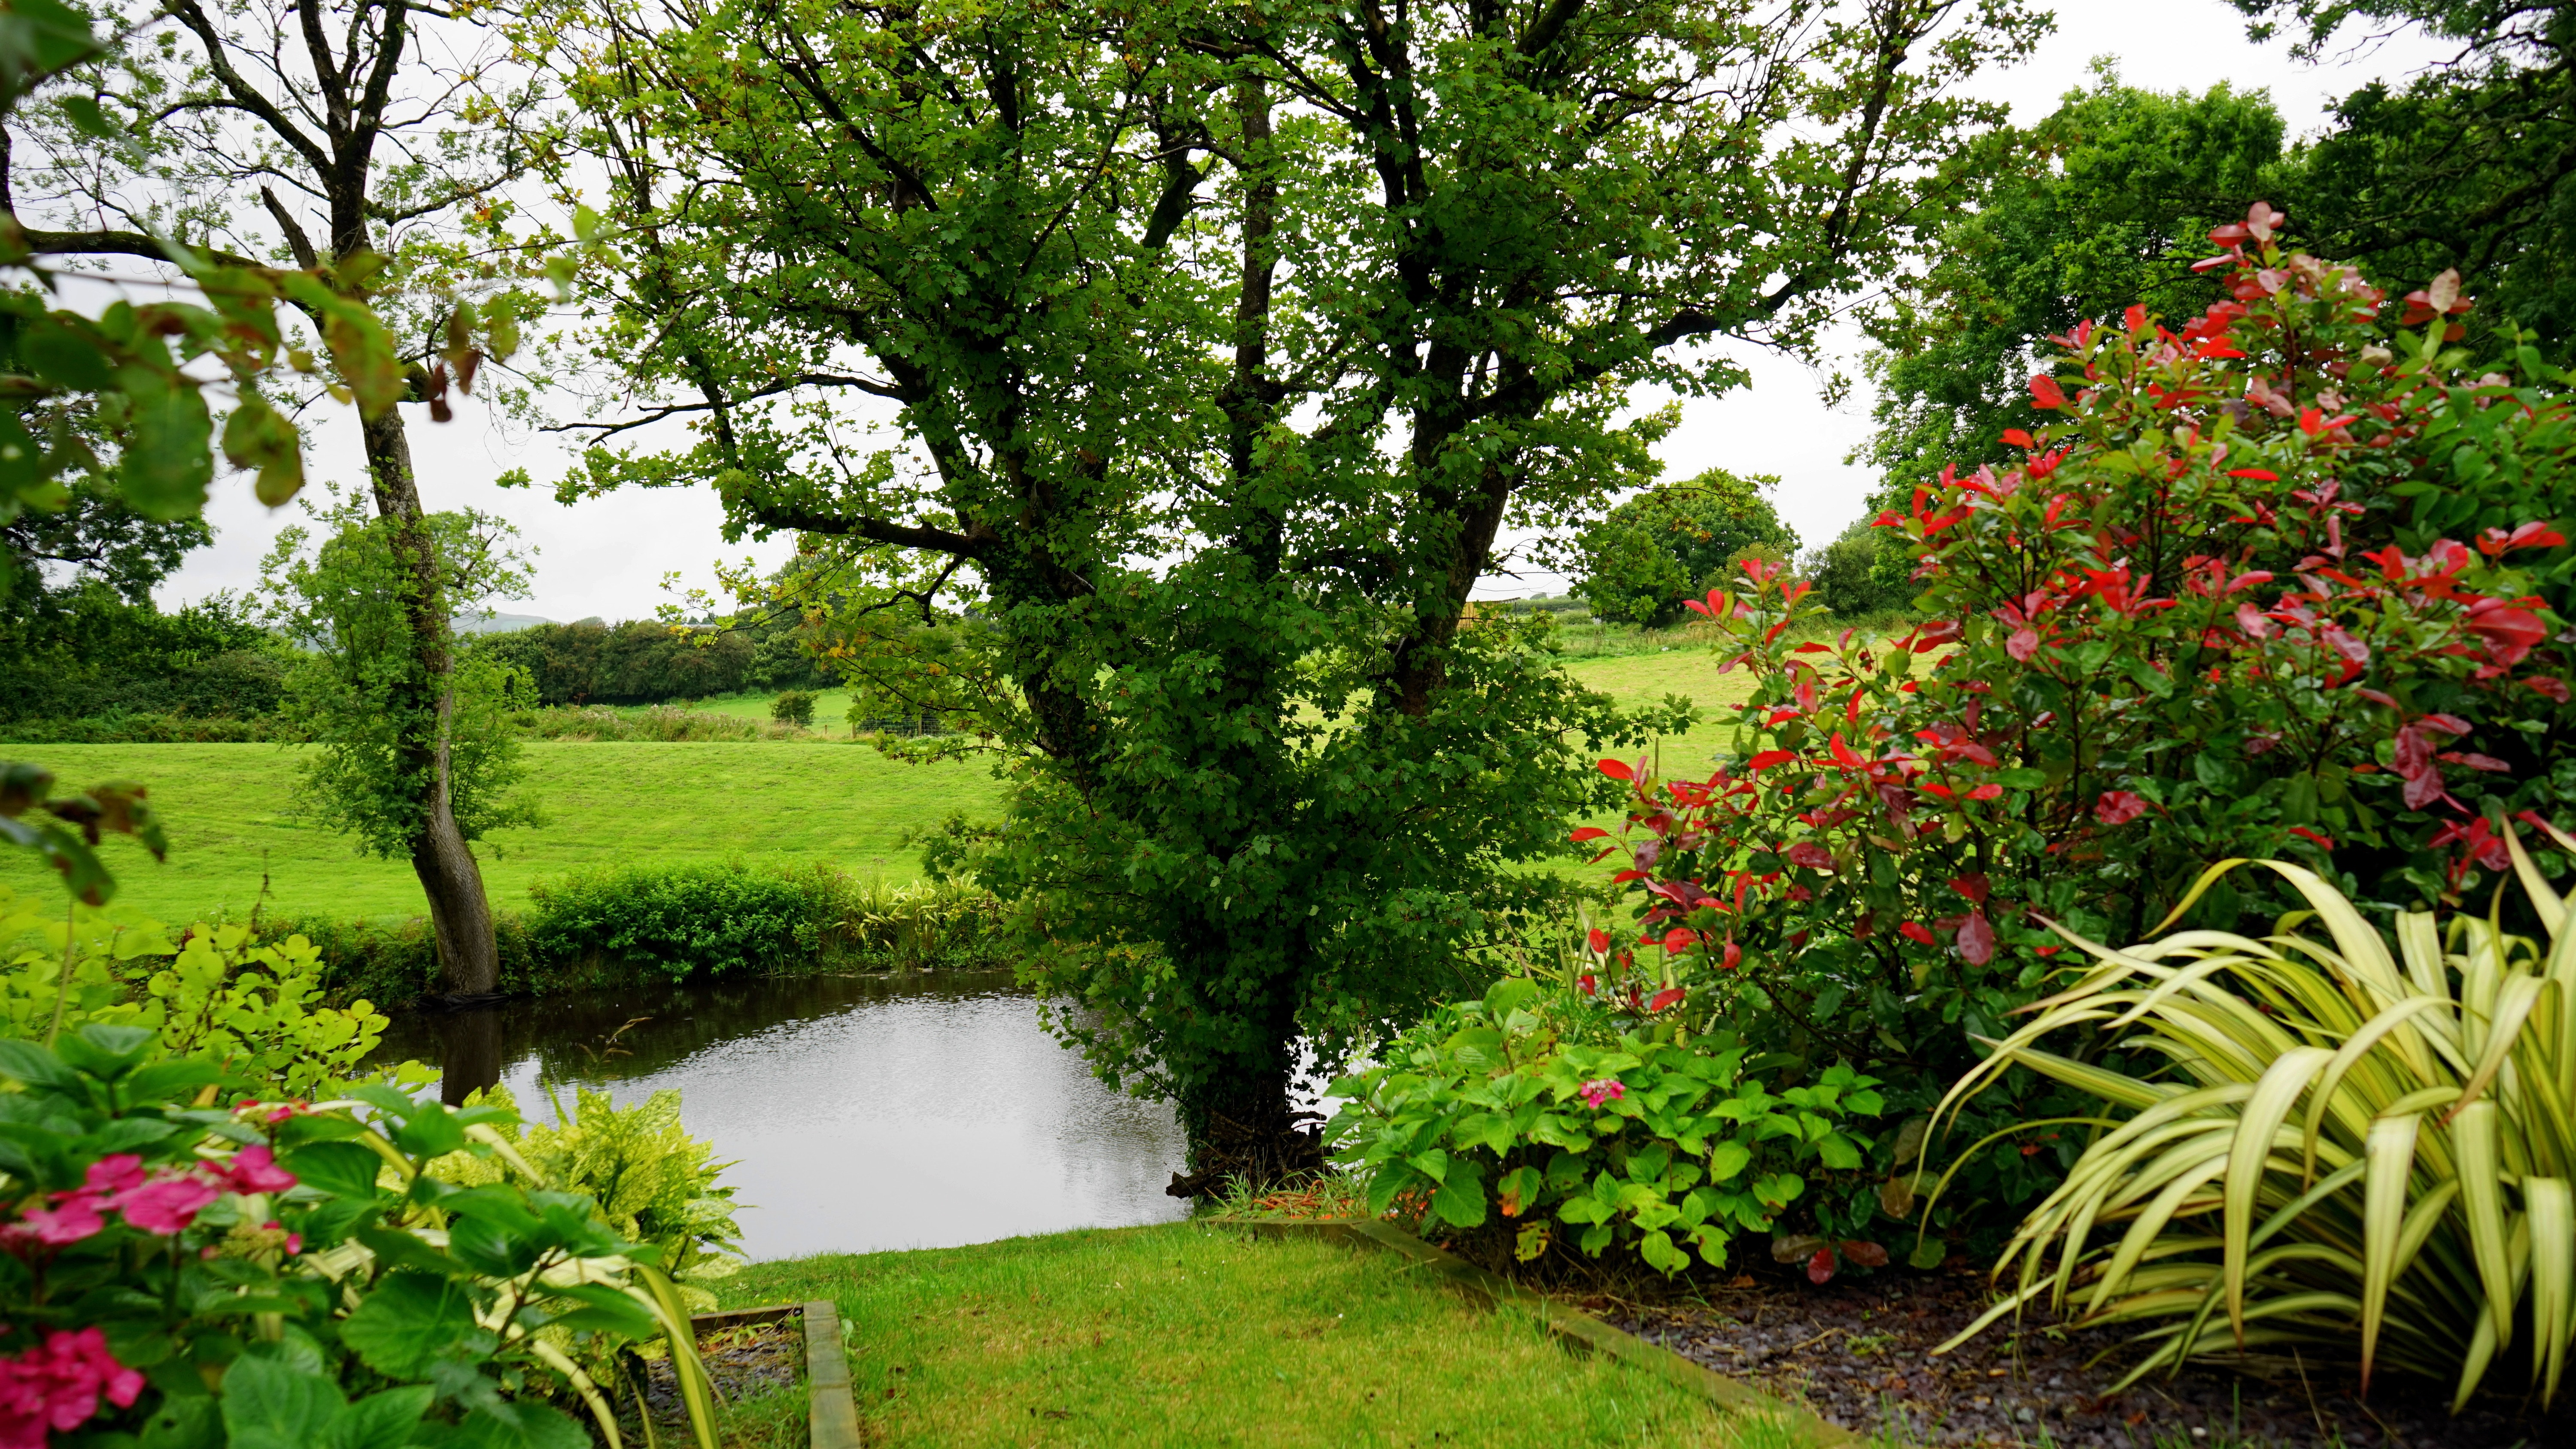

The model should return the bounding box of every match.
[1237,1218,1856,1447]
[687,1301,860,1449]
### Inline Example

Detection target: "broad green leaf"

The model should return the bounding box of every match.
[220,1356,345,1449]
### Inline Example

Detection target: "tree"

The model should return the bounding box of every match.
[6,0,553,993]
[2236,1,2576,355]
[1799,517,1910,619]
[261,494,540,876]
[538,0,2040,1179]
[1571,469,1800,627]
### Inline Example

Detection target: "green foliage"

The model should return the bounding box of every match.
[541,0,2045,1172]
[473,619,756,707]
[0,585,286,725]
[0,1023,724,1449]
[2238,0,2576,357]
[0,888,413,1095]
[1331,975,1884,1278]
[1572,470,1802,628]
[509,704,761,742]
[768,689,815,728]
[0,469,209,610]
[429,1083,744,1292]
[261,495,542,858]
[1586,225,2576,1245]
[520,862,1005,986]
[1798,518,1913,621]
[1938,850,2576,1408]
[0,758,163,905]
[1859,70,2286,513]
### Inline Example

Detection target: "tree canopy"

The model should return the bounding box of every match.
[1571,469,1800,628]
[534,0,2041,1176]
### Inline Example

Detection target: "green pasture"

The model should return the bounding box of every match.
[2,653,1755,925]
[709,1222,1792,1449]
[0,741,1006,924]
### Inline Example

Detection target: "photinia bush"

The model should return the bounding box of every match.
[1580,206,2575,1241]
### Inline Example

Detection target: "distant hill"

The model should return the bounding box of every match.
[455,611,556,636]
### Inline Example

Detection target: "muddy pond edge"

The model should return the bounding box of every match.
[687,1300,862,1449]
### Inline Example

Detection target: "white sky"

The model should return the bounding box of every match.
[152,0,2456,621]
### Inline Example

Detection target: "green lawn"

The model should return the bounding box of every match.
[711,1222,1792,1449]
[0,741,1005,924]
[0,653,1756,925]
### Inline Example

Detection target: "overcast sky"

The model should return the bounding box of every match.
[151,0,2457,622]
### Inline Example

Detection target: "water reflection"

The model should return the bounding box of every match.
[372,970,1191,1259]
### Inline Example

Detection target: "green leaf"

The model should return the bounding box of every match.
[283,1141,386,1200]
[0,1039,71,1089]
[1431,1161,1485,1228]
[1907,1237,1948,1270]
[338,1272,490,1378]
[114,364,214,518]
[324,1386,434,1449]
[221,1356,346,1449]
[1993,767,2047,790]
[19,316,116,391]
[1816,1132,1863,1170]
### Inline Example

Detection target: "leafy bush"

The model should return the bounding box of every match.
[0,1024,721,1449]
[0,890,407,1098]
[1329,975,1886,1278]
[430,1083,743,1294]
[1935,843,2576,1410]
[473,618,757,706]
[0,710,300,743]
[769,689,817,728]
[1581,215,2574,1241]
[528,861,848,980]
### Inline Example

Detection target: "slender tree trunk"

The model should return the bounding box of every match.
[361,406,501,998]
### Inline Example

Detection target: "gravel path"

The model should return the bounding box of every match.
[1579,1267,2570,1448]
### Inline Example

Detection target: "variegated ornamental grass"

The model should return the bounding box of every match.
[1929,833,2576,1411]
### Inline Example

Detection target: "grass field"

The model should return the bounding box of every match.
[1,653,1756,925]
[708,1222,1788,1449]
[0,741,1007,923]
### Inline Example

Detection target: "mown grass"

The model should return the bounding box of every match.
[713,1222,1801,1449]
[0,742,1005,922]
[0,652,1759,924]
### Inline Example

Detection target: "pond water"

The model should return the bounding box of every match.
[371,970,1192,1260]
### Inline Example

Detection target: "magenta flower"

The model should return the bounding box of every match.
[0,1327,144,1448]
[80,1158,144,1197]
[112,1176,220,1237]
[13,1200,104,1247]
[222,1146,296,1196]
[1577,1078,1626,1109]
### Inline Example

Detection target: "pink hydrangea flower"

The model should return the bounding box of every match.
[1577,1078,1626,1109]
[0,1326,144,1448]
[111,1176,221,1237]
[12,1200,104,1248]
[80,1158,144,1197]
[222,1146,296,1196]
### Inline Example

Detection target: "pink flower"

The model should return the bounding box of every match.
[0,1327,144,1447]
[222,1147,296,1196]
[12,1199,104,1247]
[1578,1079,1626,1109]
[80,1158,144,1197]
[111,1176,220,1237]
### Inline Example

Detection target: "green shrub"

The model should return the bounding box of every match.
[0,710,301,743]
[1935,846,2576,1409]
[769,689,817,728]
[530,861,845,980]
[1330,975,1886,1279]
[430,1082,744,1297]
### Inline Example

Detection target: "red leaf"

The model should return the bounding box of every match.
[1956,911,1996,966]
[2123,303,2148,334]
[2001,428,2035,449]
[1807,1248,1837,1285]
[1577,973,1597,996]
[1570,827,1610,843]
[1829,732,1864,770]
[2028,374,2067,410]
[1648,987,1685,1013]
[1746,750,1800,772]
[2227,468,2279,481]
[1784,842,1835,872]
[1721,940,1742,970]
[1609,870,1648,884]
[2094,791,2148,826]
[1949,875,1990,904]
[1966,783,2003,801]
[1839,1240,1890,1269]
[2006,626,2040,662]
[2534,676,2572,704]
[1661,928,1697,953]
[1899,921,1936,947]
[1586,928,1612,954]
[1597,758,1635,782]
[2288,826,2337,851]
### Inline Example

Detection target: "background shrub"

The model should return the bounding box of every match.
[770,689,817,728]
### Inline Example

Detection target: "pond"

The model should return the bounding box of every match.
[371,970,1193,1260]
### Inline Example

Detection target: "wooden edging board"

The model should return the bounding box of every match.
[686,1300,862,1449]
[1237,1218,1857,1448]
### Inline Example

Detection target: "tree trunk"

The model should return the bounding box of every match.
[1163,985,1320,1198]
[361,405,501,999]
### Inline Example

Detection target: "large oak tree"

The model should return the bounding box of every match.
[538,0,2039,1179]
